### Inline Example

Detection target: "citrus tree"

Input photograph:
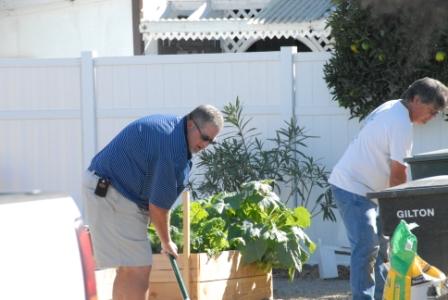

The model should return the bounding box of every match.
[324,0,448,120]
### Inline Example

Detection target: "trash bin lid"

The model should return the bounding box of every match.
[404,148,448,163]
[367,175,448,199]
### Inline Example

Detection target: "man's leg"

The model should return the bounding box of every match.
[331,185,380,300]
[113,266,151,300]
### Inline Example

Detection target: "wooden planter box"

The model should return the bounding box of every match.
[148,192,273,300]
[148,250,273,300]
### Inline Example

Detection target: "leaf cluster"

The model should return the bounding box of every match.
[192,98,336,221]
[324,0,448,120]
[149,180,315,280]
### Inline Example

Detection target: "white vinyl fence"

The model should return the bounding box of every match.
[1,48,448,260]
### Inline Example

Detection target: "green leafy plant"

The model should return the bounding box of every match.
[324,0,448,120]
[192,98,336,221]
[149,180,315,280]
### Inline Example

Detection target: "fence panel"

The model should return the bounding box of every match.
[94,52,287,150]
[0,59,83,206]
[2,50,448,254]
[293,52,356,248]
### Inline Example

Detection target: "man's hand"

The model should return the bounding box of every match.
[148,203,179,258]
[161,240,178,258]
[390,160,407,187]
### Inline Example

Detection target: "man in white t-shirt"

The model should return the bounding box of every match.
[329,77,448,300]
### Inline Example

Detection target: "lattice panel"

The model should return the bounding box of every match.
[224,8,262,19]
[221,8,262,52]
[220,29,333,53]
[221,36,253,53]
[303,27,334,52]
[221,8,332,53]
[141,7,335,53]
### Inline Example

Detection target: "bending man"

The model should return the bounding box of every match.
[83,104,223,300]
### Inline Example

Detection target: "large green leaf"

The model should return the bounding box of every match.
[239,238,268,264]
[240,220,262,239]
[275,243,294,268]
[258,193,281,213]
[211,200,226,214]
[292,206,311,228]
[227,223,243,240]
[224,194,243,210]
[268,226,288,243]
[190,201,208,224]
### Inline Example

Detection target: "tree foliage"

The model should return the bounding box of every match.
[324,0,448,120]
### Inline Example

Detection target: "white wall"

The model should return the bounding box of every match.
[0,0,133,58]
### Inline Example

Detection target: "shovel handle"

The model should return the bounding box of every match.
[168,254,190,300]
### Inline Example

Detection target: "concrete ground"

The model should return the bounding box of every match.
[273,277,350,300]
[95,268,351,300]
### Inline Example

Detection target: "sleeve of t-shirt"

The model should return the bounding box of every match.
[149,159,178,209]
[388,121,413,164]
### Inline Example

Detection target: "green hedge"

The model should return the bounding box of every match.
[324,0,448,120]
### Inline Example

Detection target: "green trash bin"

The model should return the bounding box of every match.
[367,175,448,273]
[404,148,448,180]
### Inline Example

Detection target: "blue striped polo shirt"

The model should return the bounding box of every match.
[89,114,192,209]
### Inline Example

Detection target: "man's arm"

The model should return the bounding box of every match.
[148,203,178,257]
[389,160,407,187]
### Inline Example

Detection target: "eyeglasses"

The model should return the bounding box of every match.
[191,118,216,144]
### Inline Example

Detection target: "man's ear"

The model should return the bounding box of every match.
[187,119,194,129]
[410,95,421,104]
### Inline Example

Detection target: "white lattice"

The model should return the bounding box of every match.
[306,26,334,52]
[219,27,333,53]
[221,8,261,52]
[141,9,335,53]
[221,36,254,53]
[302,27,333,52]
[224,8,261,19]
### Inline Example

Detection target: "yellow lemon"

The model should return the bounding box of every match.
[435,51,446,62]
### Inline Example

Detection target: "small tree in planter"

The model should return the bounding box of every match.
[192,98,336,221]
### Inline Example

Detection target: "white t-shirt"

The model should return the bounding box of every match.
[329,100,413,196]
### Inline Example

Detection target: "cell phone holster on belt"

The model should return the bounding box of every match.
[94,177,110,197]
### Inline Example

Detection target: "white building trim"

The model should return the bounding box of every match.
[140,0,333,53]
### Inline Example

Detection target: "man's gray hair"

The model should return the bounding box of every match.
[188,104,224,129]
[401,77,448,110]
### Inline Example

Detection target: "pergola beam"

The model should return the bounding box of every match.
[140,18,326,37]
[167,0,270,10]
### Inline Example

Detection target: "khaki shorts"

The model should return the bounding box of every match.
[82,170,152,269]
